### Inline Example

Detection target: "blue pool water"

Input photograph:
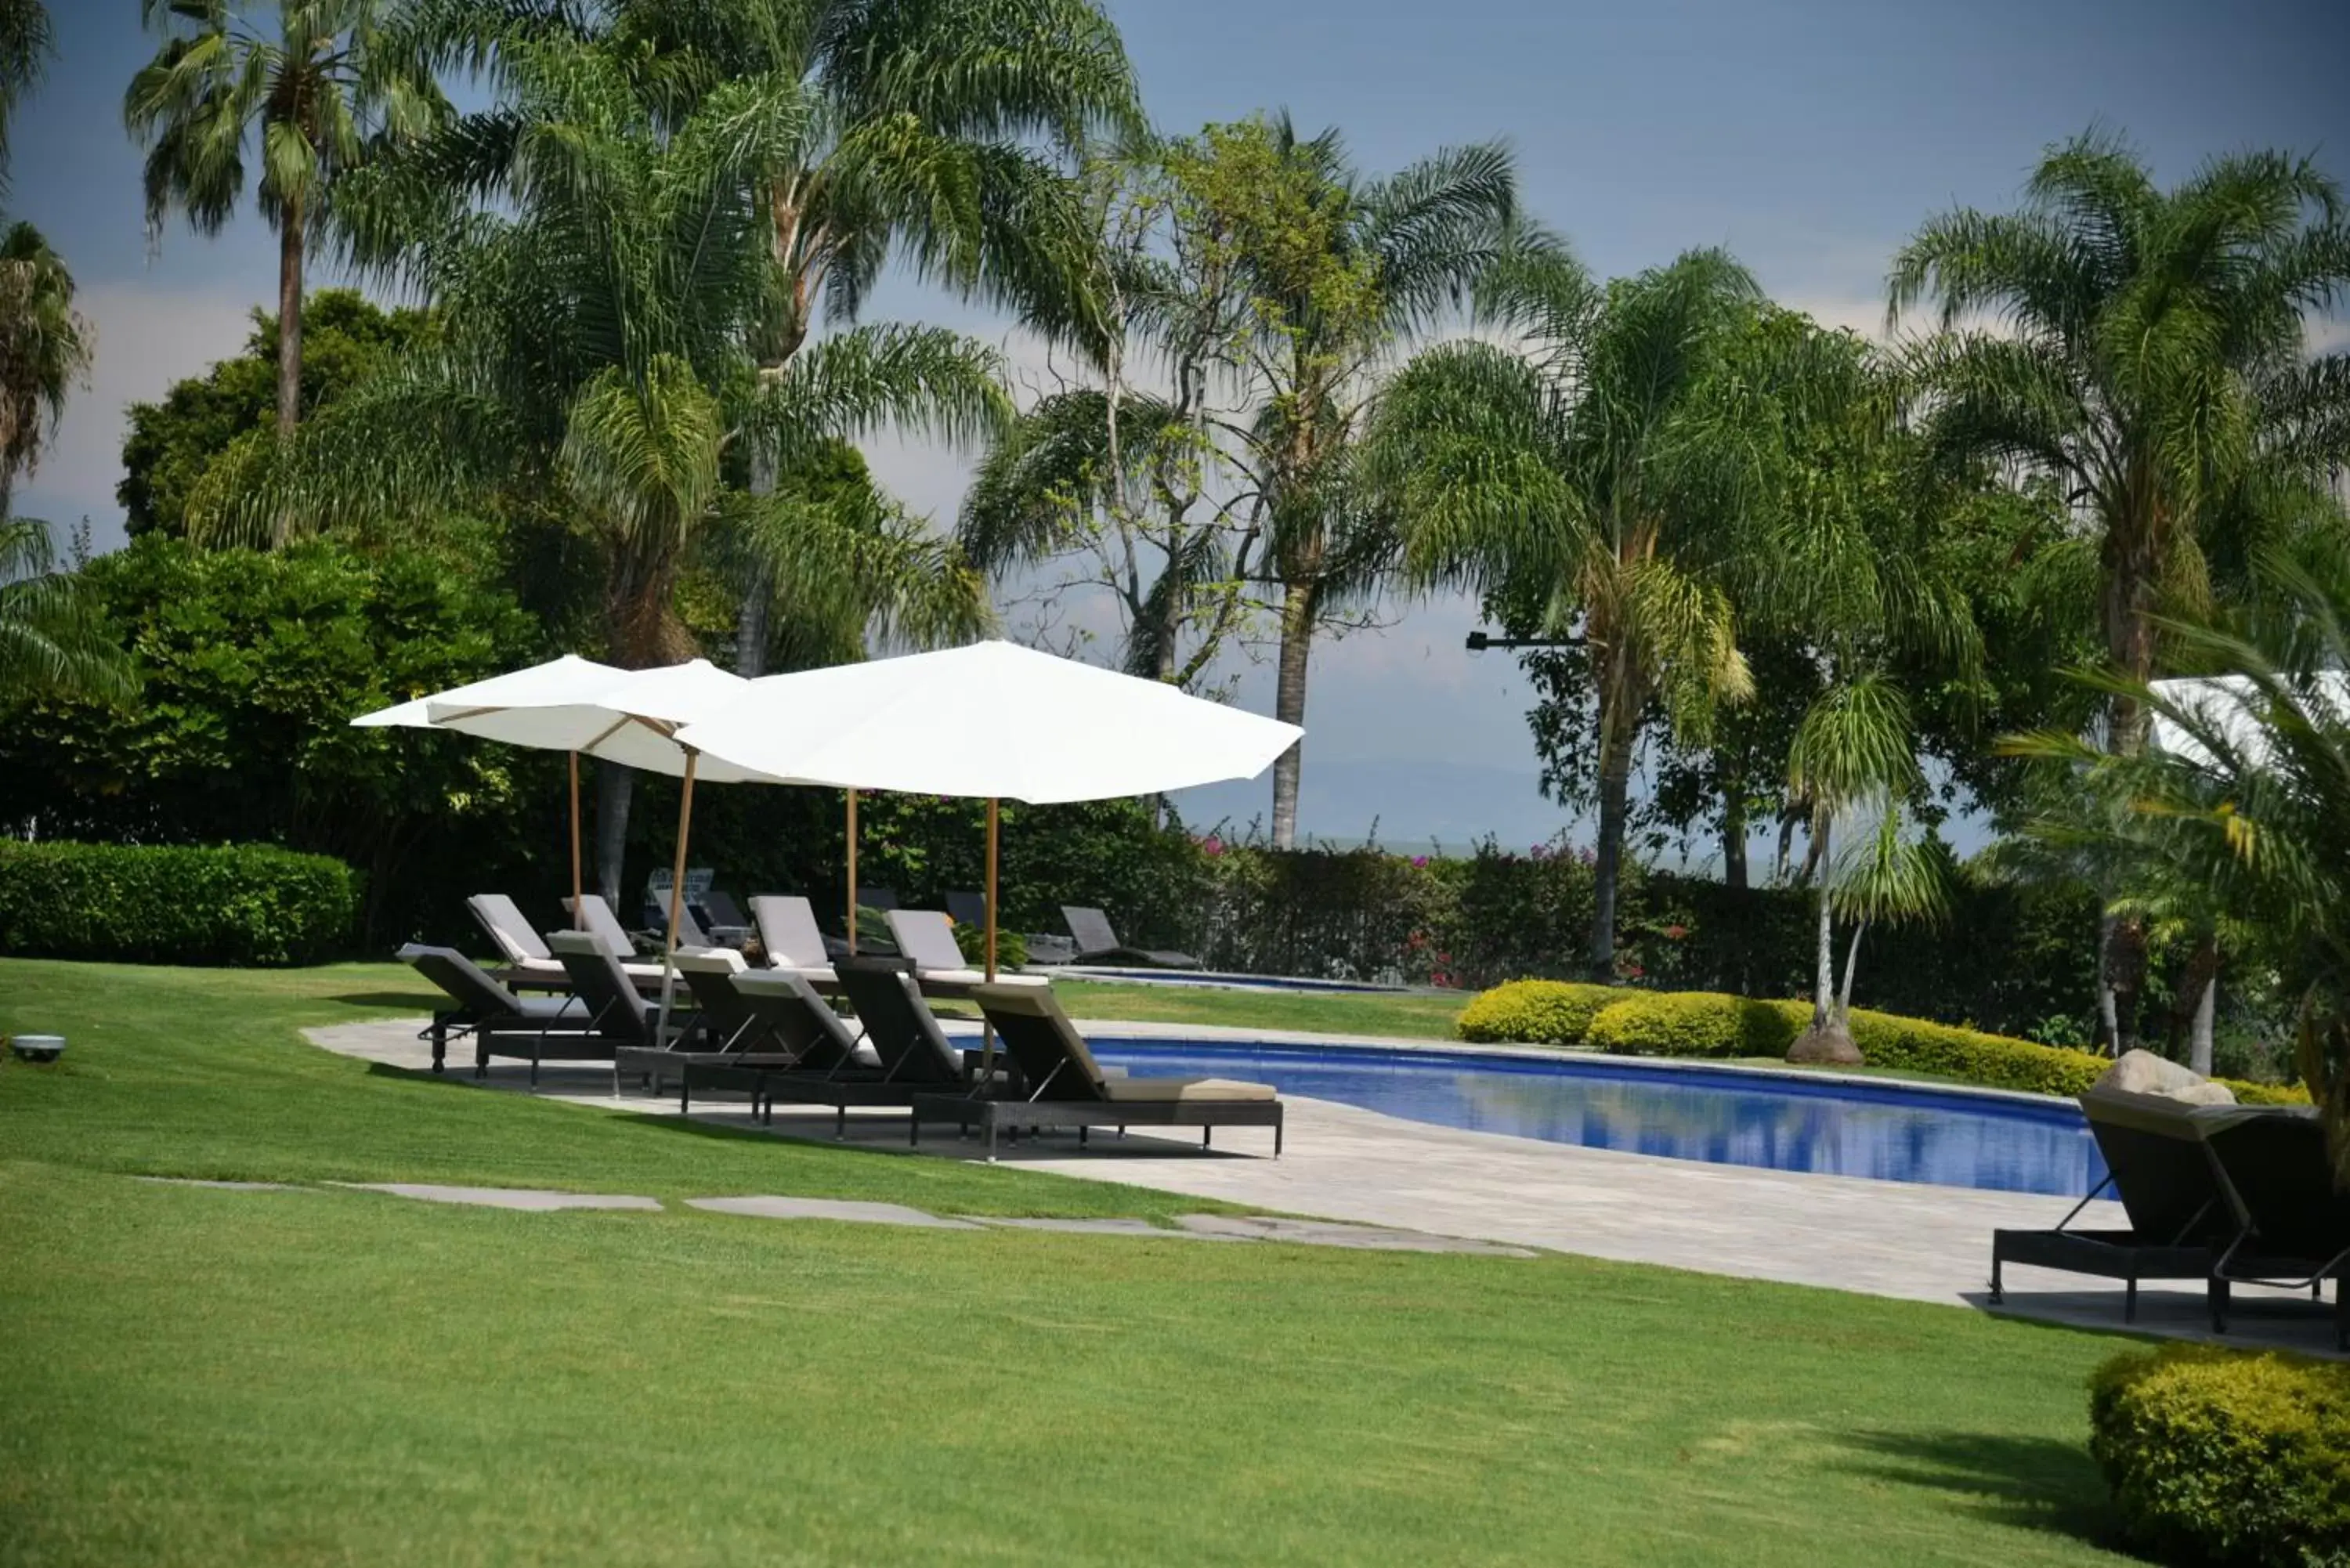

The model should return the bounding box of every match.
[1086,1040,2106,1198]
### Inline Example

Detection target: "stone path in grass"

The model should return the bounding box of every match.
[306,1018,2345,1356]
[341,1183,664,1212]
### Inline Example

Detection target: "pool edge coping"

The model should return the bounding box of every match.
[938,1016,2081,1113]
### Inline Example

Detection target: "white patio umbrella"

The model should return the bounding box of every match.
[674,640,1303,987]
[425,659,772,1035]
[352,654,626,930]
[2149,673,2350,770]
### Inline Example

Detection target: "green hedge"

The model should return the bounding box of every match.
[2090,1345,2350,1567]
[1457,980,1622,1043]
[1454,978,2309,1102]
[0,841,359,966]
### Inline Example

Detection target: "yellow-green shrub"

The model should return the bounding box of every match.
[1455,979,1623,1044]
[2089,1345,2350,1566]
[1455,977,2316,1100]
[1582,992,1802,1058]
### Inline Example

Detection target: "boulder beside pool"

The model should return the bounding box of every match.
[2093,1047,2235,1105]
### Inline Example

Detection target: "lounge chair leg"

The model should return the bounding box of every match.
[909,1118,920,1148]
[530,1053,540,1087]
[986,1118,998,1162]
[431,1021,446,1075]
[1202,1127,1212,1149]
[1988,1256,2003,1305]
[2124,1277,2136,1323]
[1078,1126,1087,1147]
[2210,1277,2230,1335]
[836,1106,847,1140]
[1274,1119,1283,1158]
[680,1082,690,1116]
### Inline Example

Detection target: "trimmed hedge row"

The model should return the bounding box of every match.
[2090,1345,2350,1566]
[0,841,359,966]
[1456,978,2310,1102]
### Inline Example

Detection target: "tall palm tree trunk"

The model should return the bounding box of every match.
[1270,580,1314,848]
[736,451,776,677]
[276,204,304,437]
[1588,695,1633,983]
[1809,816,1834,1028]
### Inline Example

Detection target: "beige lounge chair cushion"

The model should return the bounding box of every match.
[1097,1076,1275,1104]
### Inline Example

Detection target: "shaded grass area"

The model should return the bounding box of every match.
[0,957,2137,1564]
[0,959,1221,1217]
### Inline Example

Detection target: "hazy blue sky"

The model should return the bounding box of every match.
[13,1,2350,848]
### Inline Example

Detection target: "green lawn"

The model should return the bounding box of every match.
[0,957,2143,1566]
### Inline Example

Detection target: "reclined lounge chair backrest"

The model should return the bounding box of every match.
[945,891,988,927]
[401,942,525,1020]
[2200,1104,2350,1259]
[468,894,551,965]
[672,948,757,1047]
[832,957,964,1082]
[2078,1086,2238,1245]
[734,970,866,1068]
[751,895,830,970]
[1061,906,1121,956]
[548,930,655,1043]
[971,983,1107,1102]
[860,886,902,913]
[564,894,640,963]
[885,909,968,973]
[700,890,750,930]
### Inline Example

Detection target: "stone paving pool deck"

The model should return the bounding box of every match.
[306,1017,2343,1355]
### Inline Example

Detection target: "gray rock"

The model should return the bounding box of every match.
[2095,1048,2236,1105]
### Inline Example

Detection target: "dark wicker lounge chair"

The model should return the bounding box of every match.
[748,957,985,1137]
[1060,905,1200,970]
[612,950,810,1106]
[1990,1085,2243,1321]
[547,930,700,1086]
[915,983,1280,1161]
[2203,1104,2350,1349]
[400,942,611,1082]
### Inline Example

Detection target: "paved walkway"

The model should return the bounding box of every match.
[307,1017,2343,1355]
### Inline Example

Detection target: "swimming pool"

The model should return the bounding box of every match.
[1086,1039,2106,1198]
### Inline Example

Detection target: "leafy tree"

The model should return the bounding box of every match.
[0,533,539,939]
[125,0,445,437]
[1374,249,1768,979]
[119,290,433,537]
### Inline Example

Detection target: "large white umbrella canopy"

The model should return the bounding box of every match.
[352,653,626,732]
[425,659,776,783]
[675,640,1302,991]
[674,640,1302,801]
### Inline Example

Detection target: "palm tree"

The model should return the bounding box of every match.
[190,25,1002,896]
[0,516,132,704]
[1236,117,1521,847]
[594,0,1137,675]
[125,0,445,437]
[2008,540,2350,1179]
[0,219,89,522]
[1372,249,1769,978]
[1889,129,2350,730]
[0,0,51,185]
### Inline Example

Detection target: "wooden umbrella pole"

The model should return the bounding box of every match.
[567,751,584,927]
[844,787,859,957]
[654,748,699,1046]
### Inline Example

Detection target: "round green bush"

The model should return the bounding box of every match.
[2089,1345,2350,1566]
[1455,979,1624,1045]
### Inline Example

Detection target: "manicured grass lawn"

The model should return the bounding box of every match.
[0,957,2142,1565]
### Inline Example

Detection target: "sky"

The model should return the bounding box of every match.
[13,0,2350,851]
